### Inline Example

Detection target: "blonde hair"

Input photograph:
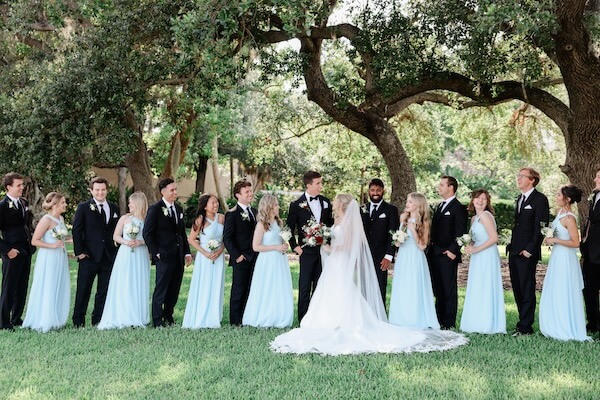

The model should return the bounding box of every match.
[407,192,430,246]
[129,191,148,220]
[258,194,282,230]
[333,194,354,221]
[42,192,65,211]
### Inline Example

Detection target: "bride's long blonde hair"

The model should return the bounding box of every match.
[333,194,353,222]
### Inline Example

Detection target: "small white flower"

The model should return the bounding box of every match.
[456,233,472,246]
[8,201,14,209]
[280,226,292,242]
[240,211,250,221]
[541,226,555,239]
[206,239,221,264]
[390,229,408,246]
[299,201,308,209]
[361,205,368,214]
[307,236,317,246]
[89,204,96,212]
[162,207,169,217]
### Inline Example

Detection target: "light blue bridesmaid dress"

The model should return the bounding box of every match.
[23,215,70,333]
[539,211,591,341]
[460,212,506,334]
[98,216,150,329]
[182,217,225,329]
[388,221,440,329]
[242,222,293,328]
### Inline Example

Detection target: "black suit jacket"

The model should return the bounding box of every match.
[223,204,258,266]
[72,199,120,263]
[361,201,400,261]
[430,198,468,263]
[581,194,600,264]
[286,194,333,253]
[143,200,190,265]
[0,197,35,256]
[508,189,550,261]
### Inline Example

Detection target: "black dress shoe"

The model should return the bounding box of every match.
[0,324,15,331]
[73,323,85,328]
[511,330,532,337]
[11,319,23,327]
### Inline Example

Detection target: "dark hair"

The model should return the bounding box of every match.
[441,175,458,193]
[193,194,219,233]
[233,180,252,198]
[520,167,541,187]
[88,176,109,189]
[158,177,175,192]
[3,172,23,189]
[560,184,583,204]
[368,178,385,189]
[468,189,494,215]
[303,171,322,186]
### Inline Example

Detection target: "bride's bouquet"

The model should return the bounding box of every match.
[301,217,331,247]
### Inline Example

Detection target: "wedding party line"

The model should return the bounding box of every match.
[1,167,598,355]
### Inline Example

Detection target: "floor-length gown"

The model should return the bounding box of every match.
[539,211,591,341]
[271,221,468,356]
[243,222,294,328]
[23,215,70,333]
[388,222,440,329]
[98,216,150,329]
[182,217,225,329]
[460,212,506,334]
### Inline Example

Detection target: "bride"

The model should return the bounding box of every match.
[271,194,468,355]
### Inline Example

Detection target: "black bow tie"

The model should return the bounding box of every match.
[309,196,318,202]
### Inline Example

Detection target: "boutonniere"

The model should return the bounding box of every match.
[589,193,596,203]
[299,201,309,210]
[240,210,250,221]
[8,201,15,209]
[361,205,368,214]
[162,207,169,217]
[89,203,96,212]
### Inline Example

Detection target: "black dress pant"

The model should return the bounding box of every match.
[509,254,538,334]
[429,253,458,328]
[152,258,184,326]
[229,259,254,325]
[0,252,31,329]
[582,257,600,332]
[371,253,388,307]
[297,250,322,322]
[73,253,113,326]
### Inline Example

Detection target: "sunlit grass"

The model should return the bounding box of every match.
[0,252,598,399]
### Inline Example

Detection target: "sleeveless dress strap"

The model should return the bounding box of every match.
[44,214,62,224]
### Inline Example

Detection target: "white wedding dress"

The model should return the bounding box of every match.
[271,199,468,356]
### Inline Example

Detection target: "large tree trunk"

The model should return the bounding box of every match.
[211,135,229,211]
[195,154,209,193]
[117,166,128,215]
[124,111,157,202]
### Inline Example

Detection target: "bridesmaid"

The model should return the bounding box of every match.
[23,192,70,332]
[242,194,293,328]
[182,194,225,329]
[98,192,150,329]
[388,193,439,329]
[460,189,506,334]
[539,185,591,341]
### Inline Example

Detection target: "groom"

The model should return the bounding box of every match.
[0,172,35,330]
[287,171,333,322]
[361,178,399,305]
[143,177,192,327]
[72,177,120,327]
[581,167,600,334]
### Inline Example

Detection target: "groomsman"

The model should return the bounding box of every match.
[223,180,257,326]
[72,177,120,327]
[361,178,399,305]
[581,167,600,334]
[508,167,549,336]
[0,172,34,330]
[287,171,333,322]
[428,176,468,329]
[143,178,192,327]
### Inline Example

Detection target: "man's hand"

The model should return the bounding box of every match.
[235,254,245,264]
[185,254,193,266]
[7,248,19,259]
[76,253,88,260]
[380,258,392,271]
[294,246,303,256]
[443,250,457,260]
[519,250,532,258]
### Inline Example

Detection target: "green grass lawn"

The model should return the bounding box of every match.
[0,255,598,399]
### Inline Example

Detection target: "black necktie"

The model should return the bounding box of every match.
[170,205,177,223]
[438,202,445,213]
[518,195,526,212]
[309,196,318,202]
[371,204,378,217]
[99,203,107,224]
